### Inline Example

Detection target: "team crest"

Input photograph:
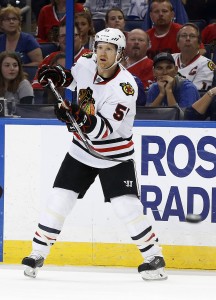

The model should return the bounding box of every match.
[78,87,95,115]
[207,61,215,71]
[120,82,135,96]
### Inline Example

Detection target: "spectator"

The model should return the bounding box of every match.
[37,0,66,43]
[143,0,188,30]
[146,0,205,59]
[32,22,91,89]
[83,0,131,20]
[75,11,95,50]
[172,23,215,91]
[127,0,149,20]
[146,52,200,118]
[0,51,34,114]
[32,20,66,89]
[49,52,65,68]
[146,0,183,59]
[105,7,126,33]
[124,28,154,89]
[184,87,216,120]
[75,0,85,13]
[0,6,43,66]
[201,23,216,45]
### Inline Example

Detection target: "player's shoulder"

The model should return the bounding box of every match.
[113,67,138,98]
[76,52,95,63]
[74,52,96,69]
[81,52,94,59]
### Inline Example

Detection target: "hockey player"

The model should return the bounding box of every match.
[21,28,167,281]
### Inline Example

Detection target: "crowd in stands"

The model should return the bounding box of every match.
[0,50,34,114]
[0,0,215,120]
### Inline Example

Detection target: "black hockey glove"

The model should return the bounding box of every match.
[38,64,73,87]
[54,100,97,134]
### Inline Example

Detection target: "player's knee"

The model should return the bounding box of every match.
[46,187,78,218]
[111,195,143,221]
[39,188,79,229]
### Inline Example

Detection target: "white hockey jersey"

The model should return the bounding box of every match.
[172,53,215,90]
[67,54,138,169]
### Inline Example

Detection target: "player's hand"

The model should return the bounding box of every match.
[38,65,73,87]
[54,101,96,134]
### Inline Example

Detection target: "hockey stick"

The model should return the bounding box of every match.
[47,79,125,163]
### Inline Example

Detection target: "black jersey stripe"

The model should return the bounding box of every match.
[91,135,133,145]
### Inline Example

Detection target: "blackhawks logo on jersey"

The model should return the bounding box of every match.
[78,87,95,115]
[120,82,135,96]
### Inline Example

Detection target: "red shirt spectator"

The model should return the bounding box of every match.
[127,57,154,89]
[202,23,216,44]
[37,1,66,43]
[147,22,182,59]
[75,3,85,13]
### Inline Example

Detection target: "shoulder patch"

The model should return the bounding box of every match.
[207,60,215,71]
[82,52,93,59]
[120,82,135,96]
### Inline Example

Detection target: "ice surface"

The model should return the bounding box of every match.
[0,265,215,300]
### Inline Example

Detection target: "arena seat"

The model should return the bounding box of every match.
[15,104,56,118]
[92,19,105,33]
[189,19,207,32]
[124,19,144,31]
[39,43,59,58]
[135,106,181,120]
[23,66,38,83]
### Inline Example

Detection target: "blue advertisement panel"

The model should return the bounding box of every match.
[133,121,216,226]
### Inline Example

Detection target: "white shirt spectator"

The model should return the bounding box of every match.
[172,53,215,90]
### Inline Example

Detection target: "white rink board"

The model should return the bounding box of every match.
[4,124,216,246]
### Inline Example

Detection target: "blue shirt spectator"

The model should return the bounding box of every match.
[146,52,200,119]
[147,78,200,107]
[0,32,41,65]
[0,5,43,66]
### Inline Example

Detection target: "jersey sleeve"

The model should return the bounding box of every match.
[194,59,215,90]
